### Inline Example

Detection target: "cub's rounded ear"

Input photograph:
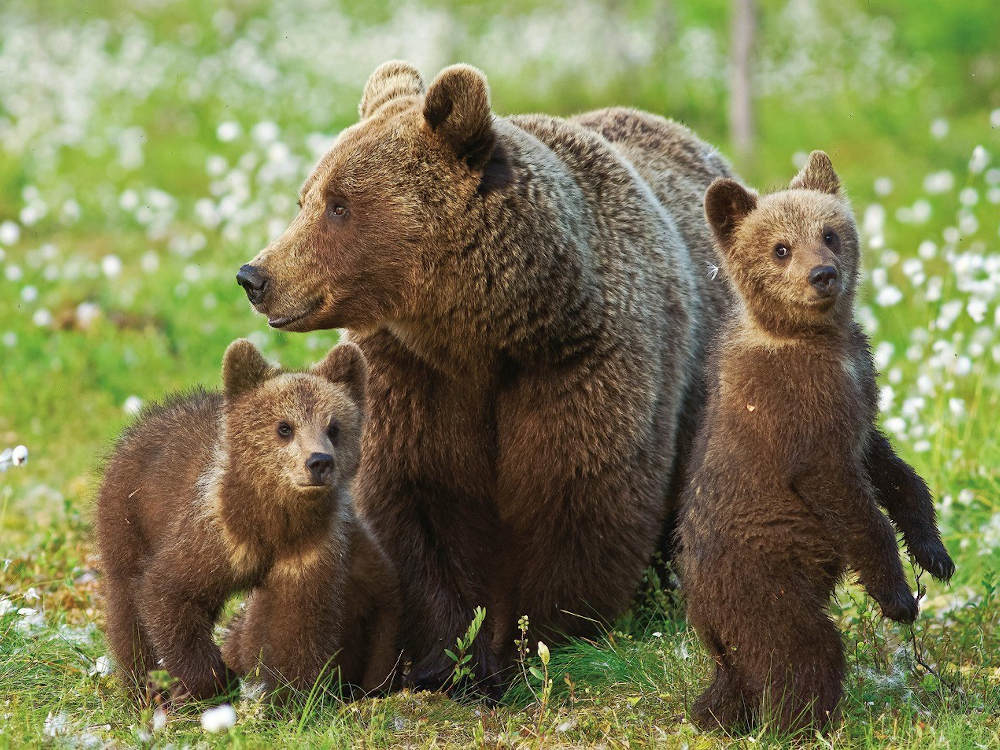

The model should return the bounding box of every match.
[705,178,758,248]
[789,150,841,195]
[223,339,277,399]
[312,343,368,411]
[424,64,495,170]
[359,60,425,120]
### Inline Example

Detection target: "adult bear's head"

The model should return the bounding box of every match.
[237,61,512,333]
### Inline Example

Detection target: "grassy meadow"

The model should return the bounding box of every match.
[1,0,999,746]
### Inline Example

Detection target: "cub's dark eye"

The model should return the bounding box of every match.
[774,243,790,259]
[277,421,293,439]
[327,203,348,219]
[823,229,840,248]
[326,420,340,442]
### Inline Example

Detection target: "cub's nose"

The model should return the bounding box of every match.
[236,264,269,305]
[808,264,839,297]
[306,452,334,484]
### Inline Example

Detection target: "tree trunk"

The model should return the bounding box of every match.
[729,0,756,167]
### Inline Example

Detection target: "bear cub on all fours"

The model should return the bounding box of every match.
[678,151,954,733]
[97,339,400,703]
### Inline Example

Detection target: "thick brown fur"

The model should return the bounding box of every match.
[222,506,402,696]
[678,152,953,733]
[95,340,392,702]
[237,61,736,690]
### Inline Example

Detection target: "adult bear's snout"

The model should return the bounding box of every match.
[236,264,269,305]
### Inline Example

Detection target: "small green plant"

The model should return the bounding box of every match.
[444,605,486,692]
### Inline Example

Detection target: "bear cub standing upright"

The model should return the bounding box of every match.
[97,339,399,702]
[679,151,954,732]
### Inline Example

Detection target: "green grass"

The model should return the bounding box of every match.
[2,0,1000,746]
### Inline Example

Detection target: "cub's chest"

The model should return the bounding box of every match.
[718,347,866,439]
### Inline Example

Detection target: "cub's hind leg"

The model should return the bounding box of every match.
[102,577,159,702]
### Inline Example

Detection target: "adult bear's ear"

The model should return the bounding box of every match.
[705,178,758,249]
[223,339,278,399]
[423,64,495,170]
[789,150,841,195]
[359,60,425,119]
[312,343,368,412]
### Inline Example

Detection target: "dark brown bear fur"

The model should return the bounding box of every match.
[678,151,953,733]
[96,340,386,702]
[236,61,737,689]
[222,504,402,696]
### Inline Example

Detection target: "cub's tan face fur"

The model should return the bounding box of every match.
[221,340,366,502]
[705,151,860,335]
[241,61,503,332]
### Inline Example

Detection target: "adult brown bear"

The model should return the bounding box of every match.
[237,60,736,688]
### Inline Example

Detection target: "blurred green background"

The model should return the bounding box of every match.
[1,1,999,746]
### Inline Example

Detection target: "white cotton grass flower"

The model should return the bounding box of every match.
[874,177,893,196]
[930,118,949,139]
[969,145,990,174]
[251,120,280,144]
[101,254,123,278]
[967,298,988,323]
[200,703,237,733]
[875,286,903,307]
[216,121,241,142]
[88,655,113,677]
[0,220,20,245]
[16,607,45,633]
[0,596,15,616]
[44,712,69,738]
[152,706,168,733]
[123,396,143,416]
[20,285,38,303]
[11,445,28,466]
[75,302,101,329]
[32,308,52,327]
[923,170,954,194]
[5,264,22,282]
[992,109,1000,129]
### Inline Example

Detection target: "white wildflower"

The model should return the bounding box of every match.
[954,356,972,376]
[958,489,975,505]
[0,220,21,245]
[923,170,954,194]
[913,440,931,453]
[206,155,228,177]
[918,240,937,259]
[874,177,893,196]
[200,704,237,733]
[216,121,241,142]
[140,251,160,273]
[969,145,990,174]
[16,607,45,633]
[884,416,906,435]
[879,385,894,412]
[75,302,101,329]
[911,199,931,223]
[24,587,39,601]
[32,308,52,327]
[12,445,28,465]
[88,655,113,677]
[123,396,143,416]
[5,264,23,282]
[959,187,979,206]
[992,109,1000,129]
[875,286,903,307]
[101,254,123,278]
[252,121,280,144]
[152,706,168,732]
[118,189,139,211]
[44,712,69,738]
[930,118,949,139]
[967,297,988,323]
[948,398,965,418]
[20,285,38,303]
[0,596,14,616]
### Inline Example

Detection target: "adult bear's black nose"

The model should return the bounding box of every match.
[236,264,269,305]
[306,452,334,484]
[808,265,839,297]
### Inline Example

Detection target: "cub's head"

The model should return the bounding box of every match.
[220,339,367,499]
[236,60,510,332]
[705,151,860,335]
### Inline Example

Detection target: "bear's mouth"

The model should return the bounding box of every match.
[268,297,322,329]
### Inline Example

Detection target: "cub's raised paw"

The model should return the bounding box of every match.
[909,537,956,583]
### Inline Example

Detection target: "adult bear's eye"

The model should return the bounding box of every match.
[327,201,349,220]
[277,421,294,439]
[774,243,789,259]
